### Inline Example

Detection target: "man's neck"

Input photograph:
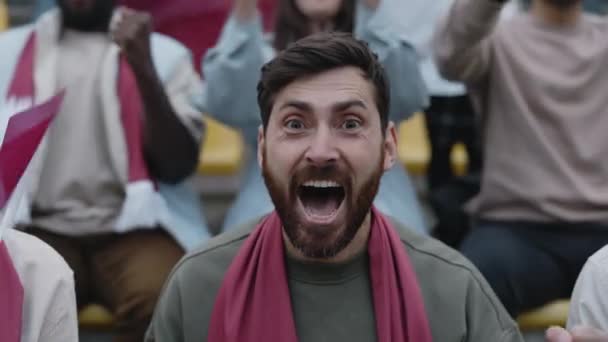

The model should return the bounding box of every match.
[532,0,582,27]
[284,213,372,264]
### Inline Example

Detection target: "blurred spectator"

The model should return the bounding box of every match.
[396,0,483,192]
[0,0,208,340]
[1,97,78,342]
[394,0,520,248]
[543,243,608,341]
[2,229,78,342]
[394,0,483,247]
[201,0,429,234]
[434,0,608,317]
[33,0,276,72]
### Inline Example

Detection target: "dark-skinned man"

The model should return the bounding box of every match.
[0,1,207,341]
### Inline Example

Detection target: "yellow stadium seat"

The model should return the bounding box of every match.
[78,304,115,331]
[197,116,245,176]
[398,112,469,177]
[517,300,570,331]
[398,113,430,176]
[451,142,468,176]
[0,0,9,32]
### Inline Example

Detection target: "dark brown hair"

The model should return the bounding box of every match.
[273,0,356,51]
[257,32,390,132]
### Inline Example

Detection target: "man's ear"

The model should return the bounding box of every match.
[383,121,398,171]
[257,125,265,169]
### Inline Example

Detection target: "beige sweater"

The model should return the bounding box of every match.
[434,0,608,223]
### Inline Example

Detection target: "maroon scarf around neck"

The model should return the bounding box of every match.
[208,207,433,342]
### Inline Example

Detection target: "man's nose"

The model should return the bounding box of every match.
[304,127,339,167]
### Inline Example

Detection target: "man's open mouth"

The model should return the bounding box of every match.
[297,180,346,221]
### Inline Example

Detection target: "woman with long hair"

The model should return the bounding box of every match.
[202,0,429,234]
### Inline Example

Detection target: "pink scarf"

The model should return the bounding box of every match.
[208,207,433,342]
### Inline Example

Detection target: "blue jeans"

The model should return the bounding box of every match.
[222,160,428,235]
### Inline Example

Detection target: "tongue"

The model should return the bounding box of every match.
[301,189,341,217]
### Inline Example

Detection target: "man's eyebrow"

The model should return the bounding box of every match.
[331,100,367,112]
[278,100,367,112]
[279,101,312,112]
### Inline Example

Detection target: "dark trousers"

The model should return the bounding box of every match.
[25,227,184,342]
[460,220,608,317]
[425,95,482,190]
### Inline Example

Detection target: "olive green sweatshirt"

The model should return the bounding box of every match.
[146,218,523,342]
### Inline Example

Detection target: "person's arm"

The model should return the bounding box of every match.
[355,0,429,123]
[201,0,270,145]
[145,272,185,342]
[464,271,525,341]
[111,8,200,184]
[39,271,79,342]
[567,254,608,331]
[433,0,506,85]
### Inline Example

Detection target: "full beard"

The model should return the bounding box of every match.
[58,0,115,32]
[262,150,384,259]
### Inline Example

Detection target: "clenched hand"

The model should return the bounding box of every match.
[110,7,153,69]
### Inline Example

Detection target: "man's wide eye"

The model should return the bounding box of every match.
[286,119,305,130]
[342,119,361,130]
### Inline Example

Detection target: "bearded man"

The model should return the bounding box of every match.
[434,0,608,317]
[146,32,522,342]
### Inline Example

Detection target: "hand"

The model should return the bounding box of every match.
[546,326,608,342]
[110,7,153,70]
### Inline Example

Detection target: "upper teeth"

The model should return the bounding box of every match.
[303,180,341,188]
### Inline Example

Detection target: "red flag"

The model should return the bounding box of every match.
[0,92,64,210]
[0,92,63,342]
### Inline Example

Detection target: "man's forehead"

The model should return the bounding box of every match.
[272,67,376,112]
